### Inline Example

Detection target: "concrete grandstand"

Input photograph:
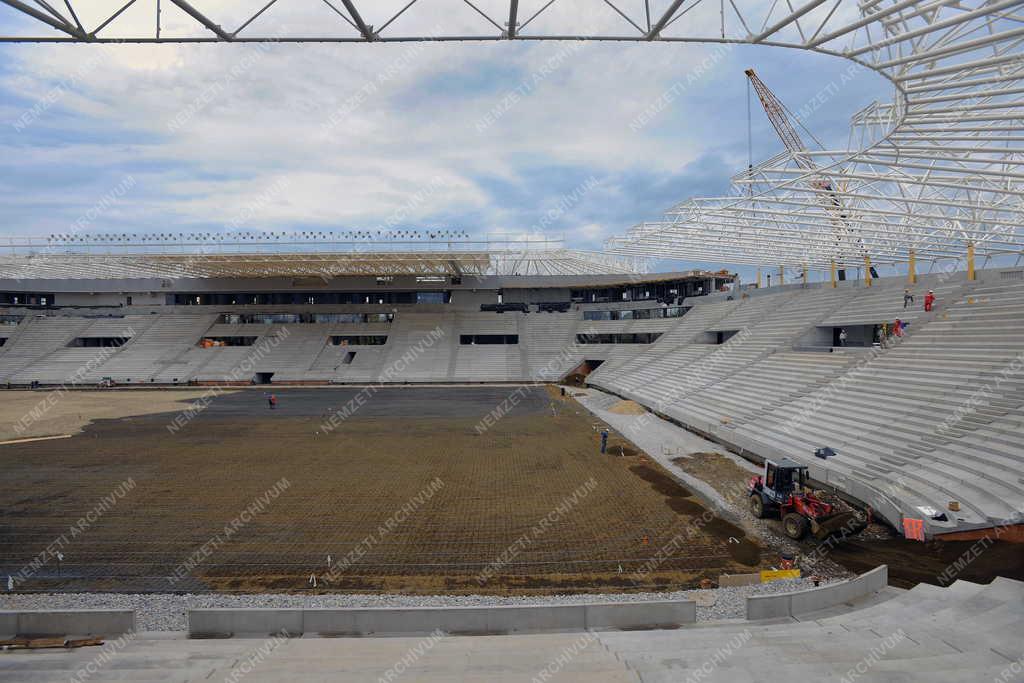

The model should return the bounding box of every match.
[0,250,1021,544]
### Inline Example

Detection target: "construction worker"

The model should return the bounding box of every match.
[924,290,936,312]
[268,394,277,410]
[838,329,848,347]
[903,289,914,308]
[600,430,608,454]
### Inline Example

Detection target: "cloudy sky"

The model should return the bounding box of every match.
[0,1,892,277]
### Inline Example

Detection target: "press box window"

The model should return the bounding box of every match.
[329,335,388,346]
[68,336,131,348]
[575,333,662,344]
[460,334,519,345]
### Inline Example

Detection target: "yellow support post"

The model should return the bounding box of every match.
[756,269,762,288]
[908,249,917,285]
[865,256,872,287]
[779,266,785,286]
[802,263,809,287]
[830,261,837,288]
[967,242,976,281]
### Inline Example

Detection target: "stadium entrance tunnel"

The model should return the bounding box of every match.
[563,359,604,386]
[697,330,740,344]
[253,372,274,385]
[801,325,877,348]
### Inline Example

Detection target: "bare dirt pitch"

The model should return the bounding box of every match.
[0,386,763,594]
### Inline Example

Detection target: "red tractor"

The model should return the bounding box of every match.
[748,458,868,541]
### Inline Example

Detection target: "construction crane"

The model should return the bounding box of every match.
[745,68,876,281]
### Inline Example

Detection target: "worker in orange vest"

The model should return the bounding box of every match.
[924,290,936,312]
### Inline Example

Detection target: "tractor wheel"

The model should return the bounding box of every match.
[749,494,766,519]
[783,513,809,540]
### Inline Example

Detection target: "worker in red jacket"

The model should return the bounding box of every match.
[924,290,936,312]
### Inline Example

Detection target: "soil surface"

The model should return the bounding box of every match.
[0,388,242,441]
[672,452,1024,587]
[607,400,647,416]
[825,537,1024,589]
[0,387,768,594]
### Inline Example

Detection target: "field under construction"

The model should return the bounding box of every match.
[0,386,763,594]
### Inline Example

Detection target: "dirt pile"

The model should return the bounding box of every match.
[608,400,647,416]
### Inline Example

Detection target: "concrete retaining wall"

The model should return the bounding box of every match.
[719,573,761,587]
[189,600,696,637]
[746,565,888,620]
[0,610,135,636]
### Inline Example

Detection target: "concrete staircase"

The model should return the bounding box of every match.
[1,578,1020,682]
[451,311,523,381]
[600,577,1024,683]
[374,312,456,382]
[0,316,95,382]
[87,314,219,384]
[7,316,154,385]
[586,273,1024,536]
[732,278,1024,532]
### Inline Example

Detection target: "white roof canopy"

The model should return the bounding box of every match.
[1,0,1022,269]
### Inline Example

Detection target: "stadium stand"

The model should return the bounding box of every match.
[0,316,95,382]
[7,316,145,385]
[587,268,1024,539]
[1,268,1021,539]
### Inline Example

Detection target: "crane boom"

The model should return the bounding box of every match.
[745,68,874,276]
[744,68,812,169]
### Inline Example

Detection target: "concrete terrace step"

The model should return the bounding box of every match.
[7,576,1022,682]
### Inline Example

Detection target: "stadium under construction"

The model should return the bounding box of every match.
[1,0,1023,681]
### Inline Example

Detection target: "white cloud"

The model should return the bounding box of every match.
[0,1,888,248]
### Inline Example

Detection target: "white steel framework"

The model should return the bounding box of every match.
[0,1,1022,268]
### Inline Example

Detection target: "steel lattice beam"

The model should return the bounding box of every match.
[0,0,1022,269]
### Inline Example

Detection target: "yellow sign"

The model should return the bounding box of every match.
[760,569,801,583]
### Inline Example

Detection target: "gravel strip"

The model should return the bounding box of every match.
[0,578,825,631]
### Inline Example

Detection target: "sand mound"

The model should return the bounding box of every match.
[608,400,647,416]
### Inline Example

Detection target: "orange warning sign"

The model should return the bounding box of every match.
[903,518,925,541]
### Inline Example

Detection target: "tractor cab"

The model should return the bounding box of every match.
[749,457,869,541]
[760,458,807,504]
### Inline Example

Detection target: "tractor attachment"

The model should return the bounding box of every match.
[748,458,868,541]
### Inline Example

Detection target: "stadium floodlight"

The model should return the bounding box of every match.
[0,0,1020,270]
